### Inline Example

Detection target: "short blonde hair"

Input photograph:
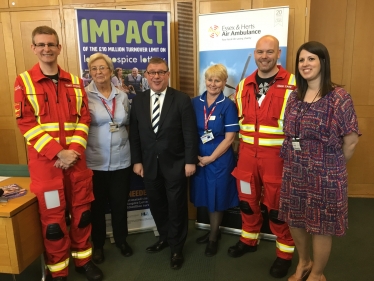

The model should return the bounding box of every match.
[87,53,114,72]
[205,64,228,81]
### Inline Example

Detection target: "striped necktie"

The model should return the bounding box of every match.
[152,93,161,133]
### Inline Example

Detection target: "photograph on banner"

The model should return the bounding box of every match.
[76,8,170,233]
[76,8,170,93]
[199,6,289,96]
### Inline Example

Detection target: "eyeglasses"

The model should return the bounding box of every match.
[90,66,110,72]
[34,43,59,49]
[146,70,168,77]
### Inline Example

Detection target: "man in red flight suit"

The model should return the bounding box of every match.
[14,26,103,281]
[229,35,296,279]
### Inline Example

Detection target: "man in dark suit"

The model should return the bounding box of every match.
[129,57,198,270]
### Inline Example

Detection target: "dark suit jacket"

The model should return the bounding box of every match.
[129,87,198,180]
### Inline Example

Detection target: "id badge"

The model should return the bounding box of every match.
[109,122,119,132]
[200,130,214,144]
[292,138,301,151]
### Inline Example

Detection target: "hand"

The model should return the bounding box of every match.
[197,155,214,167]
[185,164,196,177]
[54,159,70,170]
[133,163,144,177]
[57,149,80,166]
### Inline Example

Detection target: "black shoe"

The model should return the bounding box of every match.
[170,253,184,270]
[205,240,218,257]
[146,240,169,253]
[196,230,221,244]
[228,240,257,257]
[92,248,104,264]
[118,241,133,257]
[75,260,103,281]
[269,257,292,278]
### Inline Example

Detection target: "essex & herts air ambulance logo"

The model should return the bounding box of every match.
[208,25,220,38]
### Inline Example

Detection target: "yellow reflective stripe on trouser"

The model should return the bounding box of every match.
[258,138,284,146]
[71,136,87,148]
[239,134,254,144]
[241,230,260,240]
[236,79,246,117]
[20,71,40,115]
[276,241,295,253]
[71,248,92,259]
[34,134,53,152]
[47,258,69,272]
[70,74,83,115]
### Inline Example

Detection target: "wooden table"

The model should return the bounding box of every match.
[0,177,44,274]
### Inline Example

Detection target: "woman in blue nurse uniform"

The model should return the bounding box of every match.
[191,64,239,257]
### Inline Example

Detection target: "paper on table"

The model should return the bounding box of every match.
[0,177,10,182]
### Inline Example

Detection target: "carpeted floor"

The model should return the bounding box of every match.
[1,197,373,281]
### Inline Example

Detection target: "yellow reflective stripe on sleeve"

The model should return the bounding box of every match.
[70,74,83,115]
[236,79,245,117]
[34,134,53,152]
[276,241,295,253]
[64,122,77,131]
[258,138,284,146]
[71,248,92,259]
[40,123,59,131]
[75,123,89,135]
[47,258,69,272]
[20,71,39,115]
[70,136,87,148]
[241,230,260,240]
[24,125,44,141]
[239,134,254,144]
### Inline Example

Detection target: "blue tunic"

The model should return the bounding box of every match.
[190,92,239,212]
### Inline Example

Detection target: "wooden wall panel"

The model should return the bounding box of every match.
[0,13,25,164]
[7,0,59,8]
[309,0,374,197]
[63,9,80,76]
[199,0,251,14]
[176,1,195,98]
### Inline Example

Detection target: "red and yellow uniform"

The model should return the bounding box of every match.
[14,63,94,278]
[232,66,296,260]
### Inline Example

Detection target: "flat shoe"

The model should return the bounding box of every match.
[196,230,221,244]
[146,240,168,253]
[205,240,218,257]
[170,253,184,269]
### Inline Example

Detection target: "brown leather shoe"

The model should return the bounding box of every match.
[170,253,184,269]
[288,262,313,281]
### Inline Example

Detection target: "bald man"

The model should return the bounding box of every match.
[124,67,143,94]
[229,35,295,278]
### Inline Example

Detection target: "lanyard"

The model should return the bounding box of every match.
[294,90,320,138]
[99,97,116,122]
[256,78,277,100]
[204,104,217,131]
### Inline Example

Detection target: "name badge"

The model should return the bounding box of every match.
[109,122,119,133]
[292,138,301,151]
[209,115,216,120]
[201,130,214,144]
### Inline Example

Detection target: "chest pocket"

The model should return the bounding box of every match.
[25,92,48,116]
[65,75,84,116]
[269,91,287,121]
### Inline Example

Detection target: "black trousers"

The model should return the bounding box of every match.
[143,165,188,254]
[91,167,131,248]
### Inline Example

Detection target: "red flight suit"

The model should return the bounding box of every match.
[232,66,296,260]
[14,63,94,277]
